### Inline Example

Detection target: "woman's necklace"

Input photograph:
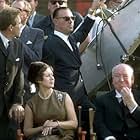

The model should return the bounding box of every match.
[38,91,52,100]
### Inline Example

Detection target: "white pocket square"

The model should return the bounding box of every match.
[26,40,32,44]
[16,58,20,62]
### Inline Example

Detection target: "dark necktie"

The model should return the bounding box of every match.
[120,100,125,109]
[120,100,129,118]
[7,41,11,54]
[68,36,79,55]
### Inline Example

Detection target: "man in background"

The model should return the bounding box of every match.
[12,0,44,102]
[35,0,90,53]
[26,0,45,27]
[94,63,140,140]
[0,7,24,139]
[42,3,101,139]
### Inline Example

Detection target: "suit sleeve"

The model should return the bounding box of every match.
[42,36,55,67]
[128,91,140,125]
[94,96,114,139]
[73,11,83,29]
[72,16,95,44]
[23,29,44,65]
[13,40,24,105]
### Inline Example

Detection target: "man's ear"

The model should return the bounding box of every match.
[53,18,58,25]
[132,75,135,85]
[8,24,13,31]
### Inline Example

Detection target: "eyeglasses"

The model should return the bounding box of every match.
[50,1,66,5]
[56,16,76,21]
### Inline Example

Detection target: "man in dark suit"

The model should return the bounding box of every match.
[35,0,83,36]
[12,0,44,102]
[35,0,91,54]
[42,5,100,139]
[0,7,24,139]
[94,63,140,140]
[26,0,45,27]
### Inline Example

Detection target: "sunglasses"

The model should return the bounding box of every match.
[50,1,66,5]
[57,16,76,21]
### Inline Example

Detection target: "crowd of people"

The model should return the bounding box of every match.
[0,0,140,140]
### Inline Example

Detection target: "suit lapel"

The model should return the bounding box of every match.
[0,38,8,56]
[110,91,125,120]
[68,36,81,56]
[7,40,16,62]
[0,37,18,64]
[20,25,29,41]
[33,14,38,26]
[54,35,81,64]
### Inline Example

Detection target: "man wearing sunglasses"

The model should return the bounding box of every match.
[35,0,83,38]
[42,4,101,140]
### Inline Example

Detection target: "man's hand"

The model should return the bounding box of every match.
[9,104,24,123]
[121,87,138,112]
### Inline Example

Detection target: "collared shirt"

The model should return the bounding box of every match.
[28,11,36,27]
[0,32,9,49]
[115,89,122,103]
[104,89,138,140]
[19,24,26,36]
[54,30,73,51]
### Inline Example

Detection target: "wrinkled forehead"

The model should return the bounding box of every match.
[112,65,133,77]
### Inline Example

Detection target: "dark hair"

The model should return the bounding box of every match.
[53,7,69,19]
[28,61,53,84]
[0,7,20,31]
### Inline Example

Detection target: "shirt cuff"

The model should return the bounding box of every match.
[105,136,116,140]
[87,14,96,20]
[130,104,138,113]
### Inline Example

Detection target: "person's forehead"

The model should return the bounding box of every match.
[114,66,131,75]
[50,0,67,2]
[58,9,72,16]
[13,1,25,9]
[0,0,5,2]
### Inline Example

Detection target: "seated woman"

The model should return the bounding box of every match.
[23,61,78,140]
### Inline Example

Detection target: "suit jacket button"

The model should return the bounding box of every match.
[124,133,127,136]
[7,72,10,75]
[5,82,8,86]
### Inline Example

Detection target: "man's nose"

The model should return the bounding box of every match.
[120,76,124,81]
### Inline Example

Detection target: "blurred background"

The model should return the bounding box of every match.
[37,0,92,16]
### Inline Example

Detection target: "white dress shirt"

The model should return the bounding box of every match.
[28,11,36,27]
[54,30,73,51]
[0,32,9,49]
